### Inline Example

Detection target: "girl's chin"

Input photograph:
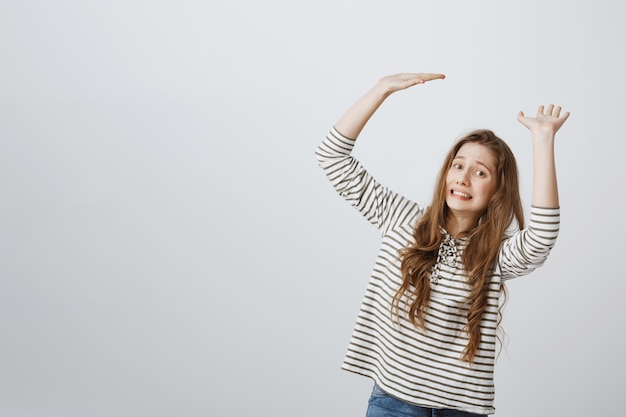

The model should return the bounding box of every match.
[446,201,484,216]
[446,199,472,210]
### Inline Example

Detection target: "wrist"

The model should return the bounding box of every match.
[531,130,556,144]
[373,78,397,99]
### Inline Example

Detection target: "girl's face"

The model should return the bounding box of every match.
[445,142,498,221]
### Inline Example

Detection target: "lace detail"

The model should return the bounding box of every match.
[430,228,461,284]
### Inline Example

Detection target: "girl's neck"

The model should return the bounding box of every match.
[445,215,479,238]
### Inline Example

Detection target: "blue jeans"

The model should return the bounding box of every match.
[366,383,488,417]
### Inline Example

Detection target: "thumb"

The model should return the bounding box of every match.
[517,111,530,129]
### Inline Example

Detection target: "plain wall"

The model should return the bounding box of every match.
[1,1,623,416]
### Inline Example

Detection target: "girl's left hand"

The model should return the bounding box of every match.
[517,104,570,135]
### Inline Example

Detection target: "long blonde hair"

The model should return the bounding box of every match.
[392,129,524,363]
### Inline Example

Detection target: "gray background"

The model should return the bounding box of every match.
[1,1,623,416]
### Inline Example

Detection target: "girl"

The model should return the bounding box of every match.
[315,73,569,416]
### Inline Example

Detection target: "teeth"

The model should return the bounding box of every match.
[452,190,472,199]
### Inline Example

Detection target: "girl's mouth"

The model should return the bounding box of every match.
[451,190,472,199]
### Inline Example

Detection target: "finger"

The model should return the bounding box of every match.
[561,111,571,121]
[536,105,544,116]
[553,105,562,117]
[419,73,446,82]
[545,104,555,115]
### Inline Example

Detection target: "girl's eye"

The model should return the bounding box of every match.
[475,170,485,177]
[453,163,462,169]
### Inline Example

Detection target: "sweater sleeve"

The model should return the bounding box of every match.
[497,206,560,280]
[315,127,422,234]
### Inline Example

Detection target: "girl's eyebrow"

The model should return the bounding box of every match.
[453,155,494,172]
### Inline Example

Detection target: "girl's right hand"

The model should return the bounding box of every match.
[333,72,445,139]
[377,73,446,95]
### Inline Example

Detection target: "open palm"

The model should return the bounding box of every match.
[517,104,570,135]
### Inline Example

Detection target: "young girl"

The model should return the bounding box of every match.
[315,73,570,417]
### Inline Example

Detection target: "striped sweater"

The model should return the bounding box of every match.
[315,127,559,415]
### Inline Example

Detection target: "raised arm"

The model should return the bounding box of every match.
[517,104,570,208]
[334,73,445,140]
